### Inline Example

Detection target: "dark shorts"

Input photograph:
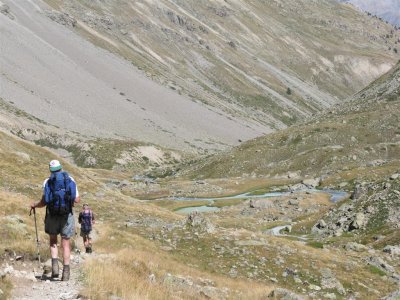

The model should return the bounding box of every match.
[80,229,91,239]
[45,213,75,238]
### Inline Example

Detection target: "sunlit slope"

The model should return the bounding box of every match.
[0,0,267,153]
[182,63,400,180]
[40,0,399,126]
[1,0,398,153]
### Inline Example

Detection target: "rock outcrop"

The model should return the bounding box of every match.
[0,1,13,19]
[185,211,216,234]
[46,10,77,27]
[268,288,305,300]
[312,179,400,237]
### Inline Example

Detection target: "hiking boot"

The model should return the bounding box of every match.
[85,246,90,253]
[51,258,59,278]
[61,265,70,281]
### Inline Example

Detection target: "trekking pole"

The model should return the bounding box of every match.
[74,214,81,254]
[29,208,41,267]
[74,228,80,254]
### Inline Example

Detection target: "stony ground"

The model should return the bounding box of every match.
[3,252,84,300]
[1,221,100,300]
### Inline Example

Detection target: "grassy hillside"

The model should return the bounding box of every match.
[0,131,276,299]
[0,97,188,171]
[181,62,400,184]
[1,124,398,299]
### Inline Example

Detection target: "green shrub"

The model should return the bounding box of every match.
[368,265,386,276]
[307,241,324,249]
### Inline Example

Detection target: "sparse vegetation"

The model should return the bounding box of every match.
[307,241,324,249]
[368,265,386,276]
[1,2,400,299]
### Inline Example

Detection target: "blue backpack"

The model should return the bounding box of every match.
[80,209,93,232]
[44,171,76,216]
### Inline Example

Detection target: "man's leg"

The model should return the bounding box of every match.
[49,234,58,258]
[61,237,71,265]
[60,213,74,281]
[61,237,71,281]
[49,235,59,278]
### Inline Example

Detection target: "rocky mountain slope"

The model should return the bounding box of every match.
[1,0,399,156]
[42,0,399,123]
[0,0,267,154]
[341,0,400,26]
[181,62,400,182]
[2,1,400,299]
[0,96,189,172]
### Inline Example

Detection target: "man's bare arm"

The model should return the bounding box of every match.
[31,195,46,209]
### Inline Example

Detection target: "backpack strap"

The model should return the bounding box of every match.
[62,172,73,214]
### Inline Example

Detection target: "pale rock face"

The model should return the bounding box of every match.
[268,288,305,300]
[302,178,321,188]
[345,242,368,252]
[383,245,400,256]
[185,211,216,233]
[349,212,366,230]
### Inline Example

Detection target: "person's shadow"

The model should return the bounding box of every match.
[35,273,62,282]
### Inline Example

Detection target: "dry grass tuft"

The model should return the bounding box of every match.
[81,223,274,300]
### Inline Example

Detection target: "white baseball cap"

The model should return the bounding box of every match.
[49,160,62,172]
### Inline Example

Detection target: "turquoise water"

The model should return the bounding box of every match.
[323,190,348,203]
[176,205,220,214]
[173,191,288,202]
[174,189,348,214]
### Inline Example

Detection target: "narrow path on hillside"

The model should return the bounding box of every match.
[8,228,100,300]
[10,253,84,300]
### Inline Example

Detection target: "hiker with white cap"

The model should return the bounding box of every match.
[30,160,80,281]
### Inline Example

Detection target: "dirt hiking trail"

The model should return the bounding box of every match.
[6,227,100,299]
[9,253,84,300]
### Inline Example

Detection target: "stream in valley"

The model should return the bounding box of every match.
[174,189,348,214]
[173,189,349,239]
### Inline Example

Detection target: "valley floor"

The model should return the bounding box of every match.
[2,175,399,299]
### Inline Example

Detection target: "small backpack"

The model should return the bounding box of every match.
[80,209,93,232]
[44,171,76,216]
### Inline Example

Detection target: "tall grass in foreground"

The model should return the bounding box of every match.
[81,229,274,299]
[83,256,175,300]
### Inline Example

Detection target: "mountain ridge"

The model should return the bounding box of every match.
[0,0,398,158]
[340,0,400,26]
